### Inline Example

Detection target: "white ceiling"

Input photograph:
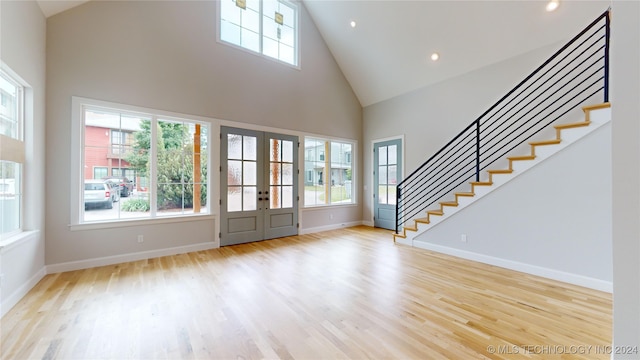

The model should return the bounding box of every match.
[303,0,610,106]
[37,0,611,107]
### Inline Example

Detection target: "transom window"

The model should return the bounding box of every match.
[219,0,298,66]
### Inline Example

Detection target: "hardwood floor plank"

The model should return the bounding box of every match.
[1,226,611,359]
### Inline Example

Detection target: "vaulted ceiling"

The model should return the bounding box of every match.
[37,0,610,106]
[303,0,610,106]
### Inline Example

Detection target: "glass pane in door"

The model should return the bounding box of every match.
[227,134,257,212]
[378,146,388,165]
[378,150,388,204]
[269,138,294,210]
[388,145,397,165]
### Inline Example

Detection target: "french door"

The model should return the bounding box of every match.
[374,138,402,230]
[220,127,299,246]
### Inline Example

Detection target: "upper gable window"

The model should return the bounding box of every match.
[220,0,298,66]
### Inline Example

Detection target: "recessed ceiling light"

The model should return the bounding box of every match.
[350,20,357,28]
[431,53,440,61]
[546,0,559,12]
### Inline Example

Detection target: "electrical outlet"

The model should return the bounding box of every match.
[330,213,334,219]
[137,235,144,243]
[461,234,467,243]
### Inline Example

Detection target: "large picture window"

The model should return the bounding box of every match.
[74,99,210,225]
[0,67,24,239]
[219,0,298,66]
[304,137,354,207]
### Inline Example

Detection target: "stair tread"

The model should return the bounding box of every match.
[508,155,536,161]
[440,201,458,207]
[455,192,475,197]
[470,181,493,186]
[530,139,561,146]
[583,102,610,112]
[555,121,591,130]
[415,217,430,224]
[487,169,513,174]
[427,210,444,216]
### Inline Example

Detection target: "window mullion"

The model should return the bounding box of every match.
[150,116,158,217]
[259,0,264,56]
[17,86,24,141]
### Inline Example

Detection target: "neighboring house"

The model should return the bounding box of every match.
[84,126,136,180]
[84,113,140,188]
[304,141,352,186]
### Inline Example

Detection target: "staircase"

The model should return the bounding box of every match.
[394,102,611,245]
[393,10,611,242]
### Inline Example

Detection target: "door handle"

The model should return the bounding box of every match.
[258,198,263,201]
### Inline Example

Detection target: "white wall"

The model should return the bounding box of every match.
[45,0,362,267]
[414,123,612,290]
[610,1,640,356]
[0,0,47,316]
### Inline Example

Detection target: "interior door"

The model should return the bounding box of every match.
[220,127,298,246]
[374,139,402,230]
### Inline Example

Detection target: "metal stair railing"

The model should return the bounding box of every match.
[395,10,610,234]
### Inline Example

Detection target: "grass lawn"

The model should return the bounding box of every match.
[305,185,352,203]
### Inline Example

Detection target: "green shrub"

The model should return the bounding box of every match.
[121,198,150,212]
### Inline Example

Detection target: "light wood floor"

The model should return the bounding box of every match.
[1,226,612,359]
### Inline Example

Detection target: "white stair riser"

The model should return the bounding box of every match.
[510,160,536,173]
[472,186,492,198]
[442,205,462,216]
[489,173,511,187]
[559,127,590,142]
[457,196,475,208]
[533,144,561,159]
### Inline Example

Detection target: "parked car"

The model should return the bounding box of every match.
[84,180,117,209]
[103,180,121,203]
[102,176,134,197]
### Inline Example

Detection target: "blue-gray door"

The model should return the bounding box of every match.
[220,127,298,246]
[374,139,402,230]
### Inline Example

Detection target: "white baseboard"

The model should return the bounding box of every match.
[1,266,46,318]
[413,241,613,293]
[299,221,364,235]
[46,242,219,274]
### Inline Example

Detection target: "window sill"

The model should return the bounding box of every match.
[0,230,40,253]
[69,214,216,232]
[303,203,358,210]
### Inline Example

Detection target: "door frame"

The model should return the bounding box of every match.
[371,135,404,229]
[219,126,299,246]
